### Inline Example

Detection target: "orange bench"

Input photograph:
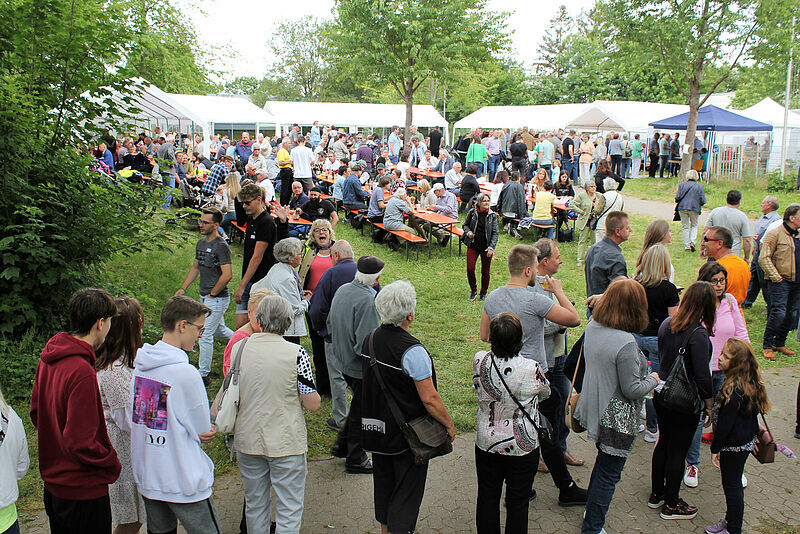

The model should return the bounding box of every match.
[371,222,428,261]
[230,221,247,244]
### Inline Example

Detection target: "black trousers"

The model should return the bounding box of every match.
[44,488,112,534]
[648,154,659,177]
[279,167,294,205]
[538,374,573,490]
[307,314,330,396]
[720,450,749,534]
[373,450,429,534]
[475,445,539,534]
[610,154,622,176]
[335,374,368,465]
[651,401,700,506]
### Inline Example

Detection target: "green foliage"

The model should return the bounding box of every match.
[0,330,46,403]
[767,170,800,193]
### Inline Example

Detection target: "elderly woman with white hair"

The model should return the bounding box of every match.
[595,177,624,243]
[360,280,456,534]
[433,148,455,175]
[233,294,321,534]
[383,188,427,250]
[252,237,310,344]
[675,169,706,252]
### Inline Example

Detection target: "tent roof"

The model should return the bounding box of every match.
[167,93,275,126]
[566,101,687,132]
[649,104,773,132]
[453,103,590,130]
[263,101,448,128]
[89,79,207,127]
[739,98,800,128]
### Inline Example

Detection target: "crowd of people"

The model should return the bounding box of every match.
[3,123,798,534]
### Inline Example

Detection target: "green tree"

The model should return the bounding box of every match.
[601,0,761,175]
[274,16,330,99]
[535,5,576,77]
[224,76,297,107]
[329,0,507,145]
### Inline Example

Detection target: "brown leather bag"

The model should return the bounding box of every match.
[565,345,586,433]
[752,413,776,464]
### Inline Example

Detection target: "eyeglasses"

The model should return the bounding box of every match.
[710,278,727,285]
[197,219,215,225]
[703,236,722,243]
[313,229,330,234]
[186,321,205,336]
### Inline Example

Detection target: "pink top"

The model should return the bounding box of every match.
[709,293,749,371]
[223,330,251,376]
[306,252,333,291]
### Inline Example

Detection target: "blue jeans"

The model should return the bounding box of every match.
[2,521,20,534]
[633,334,659,432]
[162,174,176,208]
[221,211,237,235]
[551,354,571,452]
[470,161,485,179]
[686,371,724,465]
[198,294,235,377]
[560,158,573,181]
[389,155,399,164]
[486,154,502,181]
[582,447,627,534]
[763,279,800,349]
[532,218,554,239]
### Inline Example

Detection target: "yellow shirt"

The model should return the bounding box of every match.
[531,191,555,220]
[277,148,292,168]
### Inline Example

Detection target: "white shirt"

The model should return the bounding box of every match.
[290,145,314,178]
[323,158,340,172]
[444,169,462,190]
[258,177,276,202]
[419,156,436,170]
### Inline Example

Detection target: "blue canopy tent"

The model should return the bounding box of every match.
[649,104,773,131]
[649,105,772,180]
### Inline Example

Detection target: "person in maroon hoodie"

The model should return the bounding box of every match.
[30,288,121,534]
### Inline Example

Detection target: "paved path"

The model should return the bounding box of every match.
[22,367,800,533]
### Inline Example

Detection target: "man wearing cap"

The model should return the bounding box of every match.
[326,255,384,474]
[375,163,389,180]
[290,137,315,193]
[247,144,267,174]
[215,139,229,162]
[430,183,458,220]
[298,187,338,226]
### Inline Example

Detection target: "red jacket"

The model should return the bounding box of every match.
[30,332,120,499]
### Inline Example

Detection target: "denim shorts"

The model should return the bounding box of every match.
[235,282,253,314]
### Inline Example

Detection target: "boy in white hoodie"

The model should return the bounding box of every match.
[0,387,29,534]
[130,296,220,534]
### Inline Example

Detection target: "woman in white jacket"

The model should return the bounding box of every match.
[0,387,29,534]
[252,237,311,344]
[595,177,624,243]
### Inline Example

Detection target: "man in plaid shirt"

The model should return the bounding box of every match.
[201,155,234,196]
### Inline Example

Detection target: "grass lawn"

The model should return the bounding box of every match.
[623,175,800,218]
[13,207,800,518]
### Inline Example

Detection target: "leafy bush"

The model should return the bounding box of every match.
[767,170,798,193]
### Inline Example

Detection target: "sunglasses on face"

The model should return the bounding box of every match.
[703,236,722,243]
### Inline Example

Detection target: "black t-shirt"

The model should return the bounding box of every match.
[562,137,574,159]
[243,209,277,283]
[509,142,527,160]
[301,198,335,221]
[641,279,680,336]
[554,183,574,197]
[429,129,443,155]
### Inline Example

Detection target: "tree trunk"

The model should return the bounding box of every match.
[681,84,701,178]
[403,80,414,154]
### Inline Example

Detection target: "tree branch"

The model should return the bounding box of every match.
[698,20,760,106]
[657,32,689,98]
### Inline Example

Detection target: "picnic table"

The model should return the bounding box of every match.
[526,195,573,211]
[408,167,444,182]
[408,205,462,257]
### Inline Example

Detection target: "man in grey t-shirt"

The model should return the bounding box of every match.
[175,208,234,384]
[704,189,753,261]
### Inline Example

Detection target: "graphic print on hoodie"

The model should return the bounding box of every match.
[130,340,214,503]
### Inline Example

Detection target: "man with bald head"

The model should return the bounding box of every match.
[309,240,358,432]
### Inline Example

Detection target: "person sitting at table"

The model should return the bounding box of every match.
[433,149,455,175]
[445,161,463,194]
[323,151,340,173]
[531,180,556,239]
[529,167,548,196]
[332,164,348,209]
[368,175,392,243]
[383,188,428,250]
[289,181,310,211]
[553,171,574,234]
[374,163,389,183]
[418,149,437,170]
[297,187,339,227]
[342,163,369,220]
[431,183,458,220]
[497,170,527,238]
[396,153,411,180]
[388,168,407,193]
[256,168,277,204]
[489,170,508,212]
[417,179,437,208]
[409,137,427,167]
[460,164,482,212]
[376,147,391,169]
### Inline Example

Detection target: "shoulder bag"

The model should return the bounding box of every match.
[588,195,613,231]
[565,343,586,433]
[210,337,248,434]
[657,327,704,414]
[368,332,452,465]
[673,185,691,222]
[489,353,555,447]
[752,412,776,464]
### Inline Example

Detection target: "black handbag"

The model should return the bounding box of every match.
[557,226,574,243]
[657,327,704,414]
[368,332,452,465]
[489,353,555,448]
[673,186,690,222]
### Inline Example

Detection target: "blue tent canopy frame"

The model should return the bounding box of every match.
[649,104,773,132]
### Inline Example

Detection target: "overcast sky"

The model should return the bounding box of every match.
[180,0,596,83]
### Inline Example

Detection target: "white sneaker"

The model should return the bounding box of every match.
[638,423,646,433]
[683,464,699,488]
[644,430,659,443]
[742,474,748,488]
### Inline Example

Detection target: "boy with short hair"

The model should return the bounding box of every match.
[130,296,220,534]
[31,288,121,533]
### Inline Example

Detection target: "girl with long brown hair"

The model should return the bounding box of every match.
[95,296,145,534]
[706,338,769,534]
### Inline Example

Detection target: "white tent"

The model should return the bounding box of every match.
[452,103,590,136]
[732,97,800,172]
[263,101,449,141]
[167,93,276,140]
[566,101,688,134]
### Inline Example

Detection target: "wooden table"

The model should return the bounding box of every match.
[408,167,444,182]
[409,206,460,257]
[526,195,573,211]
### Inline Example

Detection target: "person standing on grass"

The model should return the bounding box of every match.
[573,181,605,266]
[702,226,751,306]
[463,193,499,302]
[31,288,121,534]
[675,170,706,252]
[466,134,488,179]
[704,190,753,261]
[743,196,781,308]
[585,211,630,300]
[706,338,769,534]
[648,133,660,178]
[631,134,644,178]
[0,386,29,534]
[175,207,234,386]
[131,296,220,534]
[481,244,587,508]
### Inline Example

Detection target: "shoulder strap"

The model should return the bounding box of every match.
[489,353,539,429]
[230,338,248,377]
[759,412,774,442]
[367,330,408,428]
[665,326,701,376]
[566,343,583,406]
[676,184,691,204]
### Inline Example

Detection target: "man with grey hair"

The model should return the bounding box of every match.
[743,195,781,308]
[247,144,267,174]
[327,255,384,473]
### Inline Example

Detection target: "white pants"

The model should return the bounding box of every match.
[238,452,307,534]
[631,158,642,177]
[579,162,591,185]
[679,209,700,248]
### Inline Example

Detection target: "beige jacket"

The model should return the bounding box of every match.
[759,223,797,282]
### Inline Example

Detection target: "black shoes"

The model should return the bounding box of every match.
[660,499,698,520]
[330,441,347,458]
[557,482,588,507]
[469,291,478,301]
[647,493,665,509]
[345,456,373,474]
[326,418,342,432]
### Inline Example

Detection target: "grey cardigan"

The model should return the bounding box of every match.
[575,321,658,457]
[326,280,380,379]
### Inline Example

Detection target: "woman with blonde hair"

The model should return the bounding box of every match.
[636,219,675,282]
[417,178,437,208]
[633,244,680,443]
[0,387,29,534]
